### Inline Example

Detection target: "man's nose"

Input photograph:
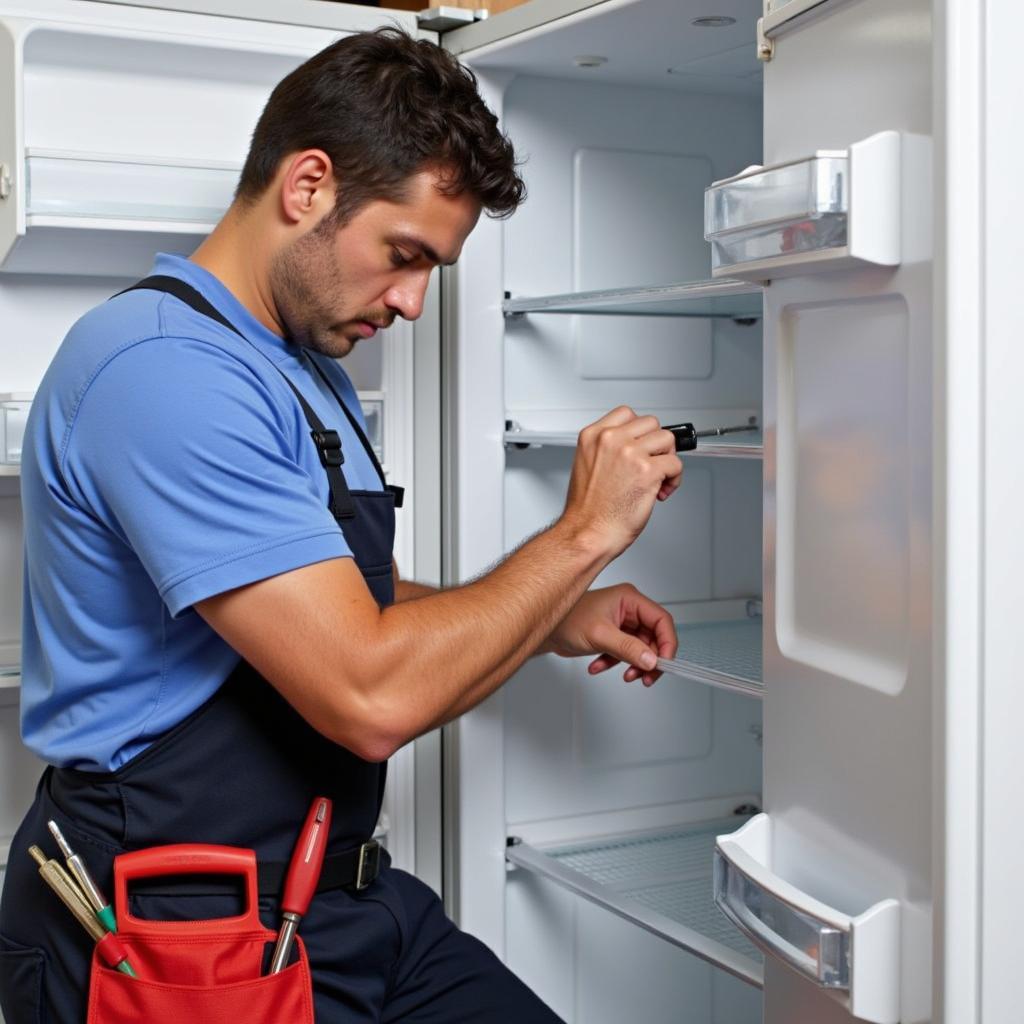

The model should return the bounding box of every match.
[383,270,431,322]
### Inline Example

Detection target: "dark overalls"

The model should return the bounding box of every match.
[0,278,562,1024]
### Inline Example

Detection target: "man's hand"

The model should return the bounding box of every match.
[545,584,678,687]
[562,407,683,562]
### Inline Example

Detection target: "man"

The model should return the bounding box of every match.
[0,28,682,1023]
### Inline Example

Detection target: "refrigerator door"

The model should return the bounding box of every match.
[755,0,933,1021]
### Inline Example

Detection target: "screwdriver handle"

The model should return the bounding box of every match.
[664,423,698,452]
[281,797,332,918]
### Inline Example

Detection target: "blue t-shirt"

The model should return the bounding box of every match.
[20,254,385,771]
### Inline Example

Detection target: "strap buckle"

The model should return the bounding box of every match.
[311,429,344,468]
[355,840,381,890]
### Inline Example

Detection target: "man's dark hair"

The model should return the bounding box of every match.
[236,27,525,221]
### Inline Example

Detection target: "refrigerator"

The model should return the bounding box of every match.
[0,0,1020,1022]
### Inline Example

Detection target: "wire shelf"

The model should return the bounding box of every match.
[659,618,763,698]
[504,429,762,459]
[507,817,763,985]
[552,821,762,963]
[503,278,763,320]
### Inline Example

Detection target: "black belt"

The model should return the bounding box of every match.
[259,839,384,895]
[130,840,384,898]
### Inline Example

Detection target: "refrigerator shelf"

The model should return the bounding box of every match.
[659,618,763,698]
[507,817,763,987]
[503,278,763,320]
[504,428,763,459]
[0,668,20,708]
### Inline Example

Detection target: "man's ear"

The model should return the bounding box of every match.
[279,150,335,226]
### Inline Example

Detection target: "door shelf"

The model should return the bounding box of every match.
[659,618,763,698]
[507,816,763,987]
[715,814,901,1023]
[504,428,763,460]
[502,278,763,320]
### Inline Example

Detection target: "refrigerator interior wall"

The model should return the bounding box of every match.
[454,9,766,1011]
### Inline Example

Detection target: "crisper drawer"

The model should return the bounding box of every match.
[704,131,900,280]
[506,817,763,988]
[714,814,900,1023]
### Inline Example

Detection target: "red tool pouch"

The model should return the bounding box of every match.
[86,844,315,1024]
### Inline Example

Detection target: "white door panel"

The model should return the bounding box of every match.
[759,0,933,1020]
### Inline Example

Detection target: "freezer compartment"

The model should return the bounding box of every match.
[705,131,900,279]
[507,816,763,988]
[714,814,901,1023]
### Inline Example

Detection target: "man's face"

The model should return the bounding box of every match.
[271,166,481,357]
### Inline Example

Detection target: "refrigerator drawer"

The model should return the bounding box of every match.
[714,814,900,1023]
[704,131,900,280]
[506,818,763,988]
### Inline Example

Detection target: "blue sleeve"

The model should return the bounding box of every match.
[61,336,352,616]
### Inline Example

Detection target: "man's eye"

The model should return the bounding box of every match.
[390,248,413,267]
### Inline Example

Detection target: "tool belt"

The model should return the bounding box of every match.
[87,845,314,1024]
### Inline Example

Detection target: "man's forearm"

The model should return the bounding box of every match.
[350,519,611,751]
[393,577,438,602]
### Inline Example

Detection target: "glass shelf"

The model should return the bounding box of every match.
[504,428,763,460]
[507,816,763,987]
[503,278,763,320]
[659,618,763,698]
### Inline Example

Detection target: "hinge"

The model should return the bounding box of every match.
[417,6,488,33]
[756,17,775,62]
[0,163,11,201]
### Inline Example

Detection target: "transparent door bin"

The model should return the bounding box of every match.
[25,151,239,227]
[714,814,901,1024]
[0,393,32,464]
[704,131,900,280]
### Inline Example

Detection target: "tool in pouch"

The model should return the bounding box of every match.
[270,796,333,974]
[28,845,137,978]
[86,844,315,1024]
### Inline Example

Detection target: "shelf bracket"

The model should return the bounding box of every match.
[756,17,775,62]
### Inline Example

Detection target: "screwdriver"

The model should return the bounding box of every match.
[269,796,333,975]
[47,820,117,933]
[28,846,137,977]
[664,421,758,452]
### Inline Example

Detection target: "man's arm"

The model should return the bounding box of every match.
[197,407,682,762]
[392,560,437,603]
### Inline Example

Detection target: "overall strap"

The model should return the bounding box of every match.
[305,355,404,509]
[117,275,356,521]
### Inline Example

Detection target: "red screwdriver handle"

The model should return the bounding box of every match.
[281,797,333,917]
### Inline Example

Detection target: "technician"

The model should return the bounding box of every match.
[0,28,682,1024]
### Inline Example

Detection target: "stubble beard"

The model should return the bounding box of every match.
[270,218,353,359]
